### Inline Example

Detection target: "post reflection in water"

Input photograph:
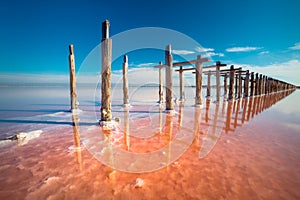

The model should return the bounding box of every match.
[71,113,83,171]
[192,106,202,152]
[205,98,211,123]
[220,90,295,134]
[123,108,130,150]
[164,113,174,170]
[225,100,234,133]
[178,102,184,127]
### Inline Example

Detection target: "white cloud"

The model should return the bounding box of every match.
[233,59,300,85]
[202,52,225,57]
[195,47,214,52]
[226,46,262,52]
[172,49,195,55]
[289,42,300,50]
[136,62,155,68]
[258,51,270,55]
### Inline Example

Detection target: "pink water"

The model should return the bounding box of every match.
[0,86,299,199]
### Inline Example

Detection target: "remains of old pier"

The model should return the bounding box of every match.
[68,20,296,124]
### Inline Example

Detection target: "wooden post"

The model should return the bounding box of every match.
[123,55,129,105]
[259,74,263,95]
[207,70,211,97]
[244,70,249,98]
[196,56,210,105]
[216,61,221,102]
[101,20,112,122]
[224,73,228,96]
[238,69,242,98]
[165,45,173,111]
[255,73,259,96]
[261,75,266,94]
[250,72,255,96]
[158,61,164,104]
[235,74,238,97]
[195,55,203,105]
[68,44,78,111]
[228,65,235,100]
[179,66,184,101]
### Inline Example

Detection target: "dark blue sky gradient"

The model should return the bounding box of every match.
[0,0,299,73]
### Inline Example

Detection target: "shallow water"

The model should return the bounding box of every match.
[0,86,299,199]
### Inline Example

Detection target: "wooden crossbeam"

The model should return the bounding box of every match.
[175,67,195,72]
[173,60,196,66]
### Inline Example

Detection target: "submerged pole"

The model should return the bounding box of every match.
[228,65,235,100]
[68,44,78,111]
[195,55,204,105]
[244,70,249,98]
[179,66,184,101]
[158,61,164,104]
[224,73,228,96]
[165,45,173,111]
[101,20,112,121]
[123,55,129,106]
[216,61,221,102]
[207,70,211,97]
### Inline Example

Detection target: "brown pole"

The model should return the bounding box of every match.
[255,73,259,96]
[238,69,242,98]
[207,70,211,97]
[158,61,163,104]
[122,55,129,105]
[224,73,228,96]
[165,45,173,111]
[250,72,255,96]
[244,70,249,98]
[228,65,235,100]
[68,44,78,111]
[101,20,112,121]
[216,61,221,102]
[196,55,204,105]
[179,66,184,101]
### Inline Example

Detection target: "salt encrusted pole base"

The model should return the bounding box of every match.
[99,120,119,130]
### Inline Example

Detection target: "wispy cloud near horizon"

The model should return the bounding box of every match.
[195,47,214,52]
[289,42,300,50]
[226,46,262,52]
[172,49,195,55]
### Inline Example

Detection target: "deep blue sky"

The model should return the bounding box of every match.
[0,0,300,77]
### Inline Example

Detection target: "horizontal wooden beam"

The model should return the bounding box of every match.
[175,67,195,72]
[173,60,196,67]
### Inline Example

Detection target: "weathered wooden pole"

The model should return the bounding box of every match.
[206,70,211,97]
[216,61,221,102]
[101,20,112,122]
[179,66,184,101]
[255,73,259,96]
[68,44,78,111]
[196,55,209,105]
[195,56,203,105]
[261,75,266,94]
[158,61,164,104]
[122,55,129,106]
[235,74,238,97]
[258,74,262,95]
[224,74,228,96]
[238,69,242,98]
[165,45,174,111]
[228,65,235,100]
[250,72,255,96]
[244,70,250,98]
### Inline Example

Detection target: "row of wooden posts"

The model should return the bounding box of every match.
[68,20,296,122]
